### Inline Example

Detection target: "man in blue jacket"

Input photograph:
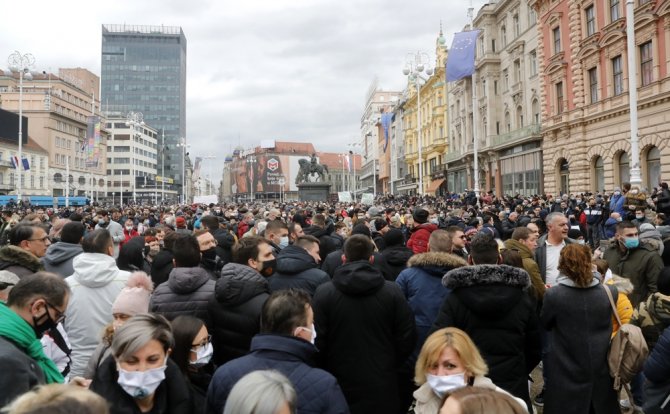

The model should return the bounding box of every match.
[207,289,349,414]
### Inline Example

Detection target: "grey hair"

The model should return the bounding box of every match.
[111,313,173,362]
[164,215,176,227]
[545,212,565,225]
[223,370,297,414]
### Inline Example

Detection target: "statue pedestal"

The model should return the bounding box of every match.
[297,182,331,201]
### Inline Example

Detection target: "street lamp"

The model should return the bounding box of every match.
[403,51,433,195]
[347,143,361,200]
[125,111,144,205]
[7,51,35,202]
[177,138,190,204]
[246,155,257,202]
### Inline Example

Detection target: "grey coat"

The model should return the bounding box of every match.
[540,277,619,414]
[150,266,216,327]
[42,242,83,277]
[0,336,45,406]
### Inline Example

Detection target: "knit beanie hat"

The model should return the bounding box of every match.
[112,272,154,316]
[413,209,429,224]
[351,223,371,238]
[383,228,404,247]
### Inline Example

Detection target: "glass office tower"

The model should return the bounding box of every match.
[101,24,187,199]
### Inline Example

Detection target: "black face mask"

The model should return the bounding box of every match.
[259,259,277,277]
[32,308,57,338]
[201,247,217,262]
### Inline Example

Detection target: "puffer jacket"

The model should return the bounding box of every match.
[0,245,43,278]
[644,324,670,386]
[150,266,216,327]
[406,223,438,254]
[380,245,413,281]
[150,249,174,287]
[640,224,665,256]
[207,263,270,365]
[206,335,349,414]
[268,245,330,296]
[632,291,670,351]
[41,242,83,278]
[605,275,634,337]
[64,253,130,378]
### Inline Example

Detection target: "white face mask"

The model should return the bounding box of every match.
[425,372,467,398]
[190,342,213,367]
[295,323,317,345]
[126,226,133,231]
[278,236,290,249]
[116,359,167,399]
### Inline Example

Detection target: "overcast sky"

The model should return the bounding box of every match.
[0,0,485,182]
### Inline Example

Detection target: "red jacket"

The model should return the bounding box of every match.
[237,221,250,239]
[121,229,139,248]
[406,223,439,254]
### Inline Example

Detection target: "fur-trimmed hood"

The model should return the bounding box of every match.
[408,252,468,269]
[443,264,530,290]
[0,245,42,273]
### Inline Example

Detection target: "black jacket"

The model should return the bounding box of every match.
[431,264,541,410]
[501,218,517,240]
[268,245,330,296]
[321,249,394,281]
[0,336,45,406]
[150,267,216,327]
[90,355,191,414]
[207,263,270,365]
[151,249,174,287]
[313,261,416,414]
[380,245,413,281]
[305,226,339,262]
[0,245,43,278]
[210,228,235,265]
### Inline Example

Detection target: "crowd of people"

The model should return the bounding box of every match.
[0,182,669,413]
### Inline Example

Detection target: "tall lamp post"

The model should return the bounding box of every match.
[125,111,144,204]
[347,143,361,200]
[177,138,189,204]
[246,155,257,202]
[7,51,35,202]
[403,51,433,195]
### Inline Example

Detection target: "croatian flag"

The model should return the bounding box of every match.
[446,30,481,82]
[22,158,29,171]
[11,156,19,169]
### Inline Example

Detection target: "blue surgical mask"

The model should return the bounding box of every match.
[623,237,639,249]
[278,236,289,249]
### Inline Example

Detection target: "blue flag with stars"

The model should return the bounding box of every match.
[446,30,481,82]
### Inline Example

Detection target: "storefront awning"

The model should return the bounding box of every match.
[426,178,445,193]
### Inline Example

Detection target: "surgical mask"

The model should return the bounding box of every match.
[636,214,645,220]
[616,217,623,222]
[430,218,439,224]
[631,190,639,195]
[116,359,167,399]
[125,225,134,231]
[259,259,277,277]
[425,372,467,398]
[623,237,639,249]
[190,342,213,368]
[279,236,289,249]
[98,219,108,226]
[295,323,317,345]
[614,191,621,196]
[577,239,585,245]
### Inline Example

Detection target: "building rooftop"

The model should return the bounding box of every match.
[102,24,184,36]
[316,152,362,170]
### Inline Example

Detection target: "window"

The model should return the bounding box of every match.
[513,15,520,37]
[585,5,596,36]
[553,27,561,54]
[640,41,653,86]
[647,147,661,190]
[556,82,564,114]
[612,55,624,95]
[514,60,521,83]
[588,67,598,103]
[501,26,507,47]
[492,39,496,52]
[505,112,511,132]
[532,99,540,124]
[529,9,536,25]
[503,70,509,90]
[610,0,620,21]
[529,50,537,76]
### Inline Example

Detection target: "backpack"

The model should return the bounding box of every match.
[603,284,649,399]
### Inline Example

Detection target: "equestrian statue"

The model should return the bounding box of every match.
[295,154,329,184]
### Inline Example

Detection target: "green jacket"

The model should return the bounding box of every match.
[504,238,545,300]
[603,241,662,307]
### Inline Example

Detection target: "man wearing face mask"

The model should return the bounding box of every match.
[604,221,663,307]
[268,235,330,297]
[94,210,124,258]
[0,272,71,405]
[208,236,272,365]
[200,216,235,266]
[264,220,289,256]
[207,289,348,414]
[195,230,223,279]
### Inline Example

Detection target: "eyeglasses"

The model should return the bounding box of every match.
[28,236,50,243]
[190,334,212,352]
[45,301,66,325]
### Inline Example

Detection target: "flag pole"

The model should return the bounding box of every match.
[469,2,480,206]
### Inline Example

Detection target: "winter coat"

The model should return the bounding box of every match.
[640,226,665,256]
[396,252,467,371]
[603,241,663,307]
[150,266,216,327]
[657,188,670,216]
[90,355,191,414]
[0,245,43,278]
[584,205,605,226]
[320,249,394,281]
[207,263,270,365]
[540,277,619,414]
[41,242,83,278]
[431,264,541,410]
[380,245,414,281]
[632,292,670,351]
[605,275,634,337]
[504,238,545,300]
[604,217,619,239]
[236,221,250,239]
[624,191,648,213]
[407,223,439,254]
[268,245,330,296]
[64,253,130,378]
[305,226,339,262]
[206,335,350,414]
[0,336,45,406]
[534,234,574,283]
[120,228,139,248]
[610,194,626,216]
[644,324,670,388]
[501,218,517,240]
[210,228,235,265]
[150,249,174,287]
[95,220,124,258]
[312,261,416,414]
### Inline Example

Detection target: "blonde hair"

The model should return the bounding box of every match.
[2,383,109,414]
[415,327,488,385]
[442,386,526,414]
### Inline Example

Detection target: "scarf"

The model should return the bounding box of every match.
[0,303,64,384]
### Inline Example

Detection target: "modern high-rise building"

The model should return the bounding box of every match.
[101,24,187,195]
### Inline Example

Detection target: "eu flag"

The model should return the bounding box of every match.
[446,30,481,82]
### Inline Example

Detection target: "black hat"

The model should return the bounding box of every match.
[351,223,371,238]
[413,208,429,224]
[384,228,404,247]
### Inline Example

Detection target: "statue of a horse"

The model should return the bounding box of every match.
[295,159,329,184]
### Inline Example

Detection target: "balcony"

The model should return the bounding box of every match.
[443,151,463,163]
[490,124,541,148]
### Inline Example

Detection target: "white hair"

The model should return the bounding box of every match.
[224,370,296,414]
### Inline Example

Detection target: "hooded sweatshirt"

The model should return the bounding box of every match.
[64,253,130,378]
[41,242,83,278]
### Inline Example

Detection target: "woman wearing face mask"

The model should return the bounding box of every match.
[89,313,191,414]
[411,327,527,414]
[83,272,154,381]
[121,219,139,249]
[170,316,214,414]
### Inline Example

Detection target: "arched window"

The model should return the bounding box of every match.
[517,106,524,128]
[559,159,570,194]
[505,112,511,132]
[532,99,540,125]
[647,147,661,190]
[78,176,86,185]
[53,173,63,183]
[619,152,630,185]
[594,156,604,193]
